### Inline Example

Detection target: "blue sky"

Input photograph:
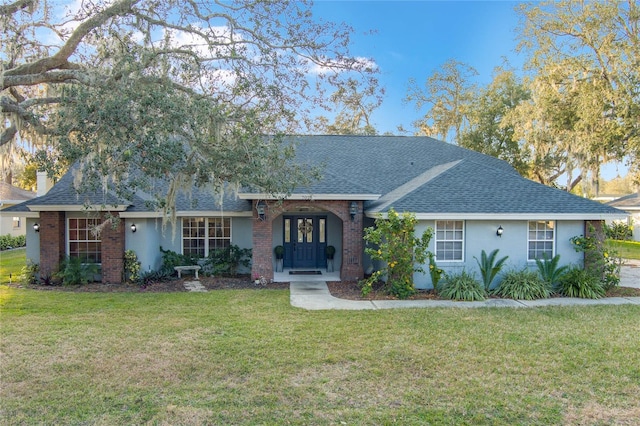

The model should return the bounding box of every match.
[311,1,626,180]
[312,0,525,134]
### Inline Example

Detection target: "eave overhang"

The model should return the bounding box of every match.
[366,212,630,221]
[237,193,381,201]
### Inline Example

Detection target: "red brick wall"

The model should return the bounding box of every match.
[39,211,66,277]
[251,199,364,281]
[38,211,125,284]
[101,214,124,284]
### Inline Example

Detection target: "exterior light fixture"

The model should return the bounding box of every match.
[130,223,137,233]
[496,225,504,237]
[33,223,40,232]
[349,201,358,221]
[256,201,266,221]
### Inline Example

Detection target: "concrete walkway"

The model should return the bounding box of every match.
[290,262,640,310]
[290,281,640,310]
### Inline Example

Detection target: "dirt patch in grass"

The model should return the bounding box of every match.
[11,275,289,293]
[327,280,640,300]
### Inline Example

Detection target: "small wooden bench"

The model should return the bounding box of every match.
[174,265,201,279]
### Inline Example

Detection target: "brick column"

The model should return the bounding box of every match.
[101,214,125,284]
[252,202,274,280]
[39,211,66,278]
[341,201,364,281]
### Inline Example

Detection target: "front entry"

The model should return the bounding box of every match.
[283,216,327,269]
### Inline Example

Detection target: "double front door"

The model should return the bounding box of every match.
[283,216,327,269]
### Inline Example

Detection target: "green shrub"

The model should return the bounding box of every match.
[54,256,99,286]
[140,268,174,286]
[20,260,39,285]
[474,249,509,291]
[0,234,26,250]
[362,209,432,299]
[535,254,569,287]
[440,271,485,301]
[204,245,252,276]
[556,267,605,299]
[604,221,632,241]
[494,269,551,300]
[571,225,622,290]
[159,247,199,275]
[123,250,141,284]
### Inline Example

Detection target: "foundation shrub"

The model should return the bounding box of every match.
[494,269,551,300]
[556,266,605,299]
[361,209,432,299]
[204,245,252,277]
[54,256,99,286]
[440,271,485,301]
[535,254,569,287]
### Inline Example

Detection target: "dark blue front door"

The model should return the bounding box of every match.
[283,216,327,269]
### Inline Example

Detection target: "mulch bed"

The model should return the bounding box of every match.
[327,280,440,300]
[14,275,289,293]
[11,276,640,299]
[326,281,640,300]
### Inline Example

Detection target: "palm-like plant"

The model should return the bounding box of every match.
[474,249,509,292]
[535,253,569,288]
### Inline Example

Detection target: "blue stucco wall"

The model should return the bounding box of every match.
[411,220,584,290]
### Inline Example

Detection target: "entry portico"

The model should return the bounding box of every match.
[247,198,370,282]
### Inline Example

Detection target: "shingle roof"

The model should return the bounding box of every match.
[2,135,627,218]
[0,182,35,204]
[607,193,640,210]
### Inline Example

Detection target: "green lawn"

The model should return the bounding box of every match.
[607,239,640,260]
[2,286,639,425]
[0,247,26,285]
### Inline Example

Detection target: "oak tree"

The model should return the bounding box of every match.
[1,0,377,215]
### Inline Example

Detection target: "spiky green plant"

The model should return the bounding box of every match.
[440,271,485,301]
[494,269,551,300]
[474,249,509,291]
[535,254,569,287]
[556,267,605,299]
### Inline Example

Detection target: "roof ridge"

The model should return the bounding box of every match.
[368,160,462,213]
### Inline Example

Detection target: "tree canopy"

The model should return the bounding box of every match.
[1,0,377,213]
[407,0,639,190]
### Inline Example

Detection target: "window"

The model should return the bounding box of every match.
[12,217,20,229]
[68,218,102,263]
[182,217,231,257]
[528,221,554,260]
[208,217,231,251]
[435,220,464,261]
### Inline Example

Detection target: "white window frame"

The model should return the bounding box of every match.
[181,217,232,258]
[67,217,102,264]
[435,220,465,262]
[527,220,555,261]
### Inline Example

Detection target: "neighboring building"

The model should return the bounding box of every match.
[0,182,36,237]
[1,136,627,287]
[607,192,640,242]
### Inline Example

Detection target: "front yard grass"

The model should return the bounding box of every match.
[2,285,640,425]
[0,247,25,285]
[607,239,640,260]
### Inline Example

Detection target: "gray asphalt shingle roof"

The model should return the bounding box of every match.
[607,193,640,210]
[2,135,625,217]
[0,182,35,204]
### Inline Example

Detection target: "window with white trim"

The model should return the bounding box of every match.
[435,220,464,261]
[68,218,102,263]
[182,217,231,257]
[528,220,554,260]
